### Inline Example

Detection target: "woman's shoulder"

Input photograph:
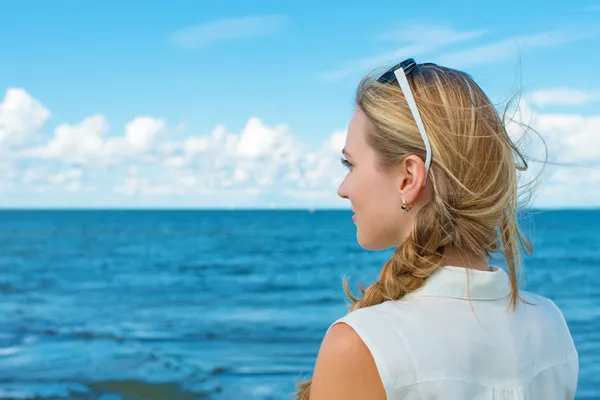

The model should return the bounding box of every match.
[326,302,418,391]
[326,301,404,338]
[518,290,574,328]
[518,290,578,351]
[328,301,411,336]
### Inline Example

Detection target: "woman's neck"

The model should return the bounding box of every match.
[439,246,492,271]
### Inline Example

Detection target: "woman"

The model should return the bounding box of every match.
[295,59,578,399]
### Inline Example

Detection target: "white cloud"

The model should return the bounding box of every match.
[499,94,600,164]
[236,117,297,159]
[321,22,486,82]
[234,168,249,182]
[529,88,599,107]
[184,135,211,155]
[549,168,600,186]
[25,114,109,162]
[323,25,599,82]
[2,86,599,208]
[0,88,50,147]
[536,168,600,208]
[114,171,199,197]
[113,175,146,196]
[49,168,83,186]
[19,166,86,193]
[437,29,599,69]
[115,103,600,208]
[164,155,185,168]
[49,168,84,192]
[22,167,47,184]
[323,130,347,155]
[107,117,345,200]
[23,114,167,164]
[182,125,238,159]
[534,113,600,163]
[501,99,600,208]
[373,22,486,45]
[282,188,338,200]
[171,15,288,50]
[125,117,165,152]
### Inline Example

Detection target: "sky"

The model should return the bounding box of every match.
[0,0,599,209]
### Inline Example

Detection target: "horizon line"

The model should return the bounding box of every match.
[0,206,596,212]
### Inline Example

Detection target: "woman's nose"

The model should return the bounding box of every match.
[337,177,349,199]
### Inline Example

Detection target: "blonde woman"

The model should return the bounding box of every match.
[295,59,578,399]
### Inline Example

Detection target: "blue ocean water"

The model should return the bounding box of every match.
[0,209,597,399]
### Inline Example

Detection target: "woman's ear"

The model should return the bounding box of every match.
[396,155,428,204]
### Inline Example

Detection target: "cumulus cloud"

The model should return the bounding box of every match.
[179,118,299,163]
[504,97,600,164]
[0,88,50,147]
[502,97,600,208]
[24,114,167,164]
[323,130,347,155]
[174,118,342,195]
[25,115,109,162]
[19,166,86,193]
[2,86,599,208]
[125,117,165,152]
[50,169,84,192]
[237,117,296,159]
[534,113,600,163]
[536,168,600,208]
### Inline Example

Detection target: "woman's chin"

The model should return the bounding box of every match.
[356,231,380,250]
[357,230,396,251]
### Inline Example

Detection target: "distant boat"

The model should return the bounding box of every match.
[308,208,315,214]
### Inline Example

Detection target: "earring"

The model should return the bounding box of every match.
[400,195,412,213]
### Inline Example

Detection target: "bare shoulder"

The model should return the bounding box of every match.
[310,322,387,400]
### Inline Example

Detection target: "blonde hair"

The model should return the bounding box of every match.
[295,62,541,399]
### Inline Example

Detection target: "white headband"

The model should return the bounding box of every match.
[393,67,432,187]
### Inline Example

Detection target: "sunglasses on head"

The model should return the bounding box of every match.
[376,58,434,187]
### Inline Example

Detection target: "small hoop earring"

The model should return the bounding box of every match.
[400,195,412,213]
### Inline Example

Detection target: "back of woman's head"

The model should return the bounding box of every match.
[295,61,536,399]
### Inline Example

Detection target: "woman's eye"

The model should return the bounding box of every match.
[340,157,353,170]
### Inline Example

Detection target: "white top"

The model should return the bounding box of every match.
[327,266,579,399]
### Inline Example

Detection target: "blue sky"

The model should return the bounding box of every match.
[0,0,599,209]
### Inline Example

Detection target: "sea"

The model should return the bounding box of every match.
[0,209,597,399]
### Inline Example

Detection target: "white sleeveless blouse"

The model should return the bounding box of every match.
[327,266,579,399]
